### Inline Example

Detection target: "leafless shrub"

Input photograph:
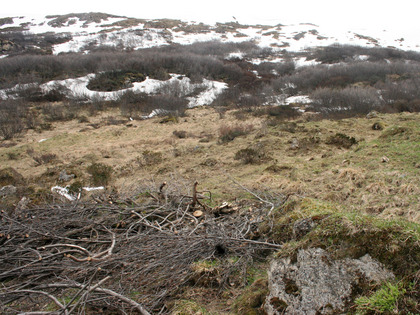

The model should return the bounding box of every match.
[254,61,295,77]
[272,60,420,93]
[310,86,382,117]
[0,100,26,139]
[145,94,188,117]
[16,82,69,102]
[254,105,302,121]
[219,123,254,143]
[309,44,420,64]
[154,77,193,97]
[238,94,265,109]
[41,103,76,121]
[212,86,241,108]
[118,90,148,117]
[377,78,420,112]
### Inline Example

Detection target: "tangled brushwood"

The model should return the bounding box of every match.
[0,181,285,314]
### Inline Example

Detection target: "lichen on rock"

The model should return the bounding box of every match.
[265,248,394,315]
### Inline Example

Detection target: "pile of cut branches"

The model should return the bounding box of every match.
[0,181,285,314]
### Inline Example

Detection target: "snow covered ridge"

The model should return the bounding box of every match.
[1,13,419,54]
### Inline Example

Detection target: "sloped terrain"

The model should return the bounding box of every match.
[0,13,419,314]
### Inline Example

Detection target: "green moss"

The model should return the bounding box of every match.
[274,209,419,276]
[259,198,338,244]
[355,282,407,314]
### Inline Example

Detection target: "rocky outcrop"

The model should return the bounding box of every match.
[265,248,394,315]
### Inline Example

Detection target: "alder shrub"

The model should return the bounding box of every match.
[118,90,148,118]
[271,60,420,93]
[0,41,253,90]
[0,100,27,140]
[219,123,254,143]
[377,78,420,112]
[254,61,295,77]
[147,95,188,117]
[309,44,420,64]
[87,70,145,92]
[310,86,382,117]
[41,103,76,122]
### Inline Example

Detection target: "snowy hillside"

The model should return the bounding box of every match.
[2,12,420,120]
[0,13,418,55]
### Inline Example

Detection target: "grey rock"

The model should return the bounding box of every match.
[0,185,17,197]
[265,248,394,315]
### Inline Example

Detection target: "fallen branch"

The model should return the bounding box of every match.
[228,174,276,214]
[8,290,67,314]
[38,282,151,315]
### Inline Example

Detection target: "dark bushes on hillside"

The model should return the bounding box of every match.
[0,41,260,90]
[310,86,382,117]
[258,105,302,120]
[118,90,188,118]
[272,61,419,93]
[87,70,145,91]
[41,103,76,121]
[0,100,27,140]
[309,44,420,64]
[16,83,69,102]
[377,78,420,112]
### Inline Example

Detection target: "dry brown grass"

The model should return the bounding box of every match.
[0,107,419,223]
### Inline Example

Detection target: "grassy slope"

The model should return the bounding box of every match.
[0,107,419,313]
[1,107,418,222]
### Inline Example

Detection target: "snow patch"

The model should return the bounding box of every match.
[51,185,105,201]
[226,52,244,60]
[187,79,227,107]
[294,57,320,68]
[51,186,76,201]
[286,95,311,104]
